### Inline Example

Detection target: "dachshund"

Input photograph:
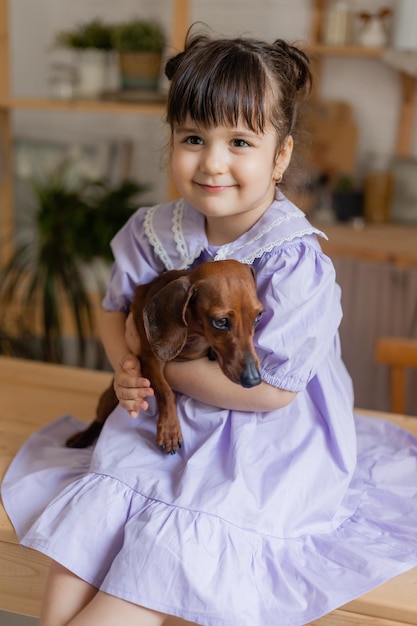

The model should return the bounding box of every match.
[66,259,264,454]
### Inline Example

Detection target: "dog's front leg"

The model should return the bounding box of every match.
[155,383,183,455]
[141,355,182,454]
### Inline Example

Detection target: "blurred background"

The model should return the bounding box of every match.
[1,0,417,420]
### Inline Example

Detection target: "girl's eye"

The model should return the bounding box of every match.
[185,135,204,145]
[232,138,250,148]
[212,318,230,331]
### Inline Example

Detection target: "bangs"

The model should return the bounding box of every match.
[167,43,271,133]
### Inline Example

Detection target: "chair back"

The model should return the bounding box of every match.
[375,337,417,414]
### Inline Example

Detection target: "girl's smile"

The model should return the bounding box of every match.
[195,183,237,193]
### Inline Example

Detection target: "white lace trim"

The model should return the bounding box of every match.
[225,211,306,257]
[172,199,205,268]
[145,200,205,270]
[214,227,328,264]
[172,199,187,265]
[143,204,174,270]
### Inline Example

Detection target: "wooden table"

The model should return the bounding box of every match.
[1,356,417,625]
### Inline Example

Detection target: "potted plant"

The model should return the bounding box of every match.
[54,19,115,98]
[0,163,147,366]
[112,19,166,90]
[332,173,364,222]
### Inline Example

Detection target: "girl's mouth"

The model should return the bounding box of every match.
[196,182,233,192]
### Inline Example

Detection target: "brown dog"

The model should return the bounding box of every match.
[66,259,264,454]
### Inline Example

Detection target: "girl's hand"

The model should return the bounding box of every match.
[114,354,154,418]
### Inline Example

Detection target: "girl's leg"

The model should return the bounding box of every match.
[39,561,98,626]
[40,560,167,626]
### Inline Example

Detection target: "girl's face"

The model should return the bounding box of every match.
[171,116,293,245]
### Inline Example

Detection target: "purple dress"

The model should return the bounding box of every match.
[3,191,417,626]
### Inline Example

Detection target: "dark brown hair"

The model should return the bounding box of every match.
[165,26,312,150]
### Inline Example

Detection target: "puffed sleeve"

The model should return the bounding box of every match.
[254,238,342,392]
[102,208,165,312]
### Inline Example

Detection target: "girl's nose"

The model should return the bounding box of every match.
[200,145,228,175]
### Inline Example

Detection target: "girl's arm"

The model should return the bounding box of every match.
[98,309,154,417]
[164,358,296,412]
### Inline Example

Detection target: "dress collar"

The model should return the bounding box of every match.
[144,192,327,270]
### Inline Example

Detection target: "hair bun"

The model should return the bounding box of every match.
[165,27,212,81]
[165,52,185,80]
[272,39,312,95]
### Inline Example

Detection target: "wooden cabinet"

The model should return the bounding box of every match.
[0,0,189,264]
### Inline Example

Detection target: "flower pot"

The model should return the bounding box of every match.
[118,51,162,90]
[333,191,364,222]
[75,49,109,98]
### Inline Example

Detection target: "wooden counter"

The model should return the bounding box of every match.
[1,356,417,624]
[317,222,417,267]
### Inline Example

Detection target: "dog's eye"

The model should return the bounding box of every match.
[254,311,264,327]
[212,317,230,331]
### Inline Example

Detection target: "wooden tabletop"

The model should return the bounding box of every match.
[316,222,417,267]
[0,357,112,545]
[1,356,417,624]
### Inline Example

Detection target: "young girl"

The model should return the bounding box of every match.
[3,29,417,626]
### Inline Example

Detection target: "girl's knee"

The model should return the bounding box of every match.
[39,562,98,626]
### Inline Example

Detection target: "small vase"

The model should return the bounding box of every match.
[118,51,162,90]
[75,49,109,99]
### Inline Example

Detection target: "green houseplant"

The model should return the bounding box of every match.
[0,164,146,366]
[54,19,115,98]
[55,19,114,51]
[111,19,166,90]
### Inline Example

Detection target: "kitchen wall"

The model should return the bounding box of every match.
[8,0,415,206]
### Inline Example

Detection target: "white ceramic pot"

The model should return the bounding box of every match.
[75,49,109,98]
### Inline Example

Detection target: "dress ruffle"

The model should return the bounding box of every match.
[3,412,417,626]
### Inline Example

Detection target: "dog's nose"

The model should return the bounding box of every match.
[240,357,262,388]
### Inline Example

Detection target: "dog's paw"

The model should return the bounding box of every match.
[159,441,182,455]
[156,420,183,455]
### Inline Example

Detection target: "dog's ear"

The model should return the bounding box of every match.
[143,276,195,361]
[249,265,257,285]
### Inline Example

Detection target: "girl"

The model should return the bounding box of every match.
[3,29,417,626]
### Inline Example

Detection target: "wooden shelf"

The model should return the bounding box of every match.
[306,43,384,58]
[0,96,167,115]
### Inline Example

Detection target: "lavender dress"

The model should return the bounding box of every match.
[3,191,417,626]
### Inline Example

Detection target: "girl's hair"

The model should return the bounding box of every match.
[165,26,312,149]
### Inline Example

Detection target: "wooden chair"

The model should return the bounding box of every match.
[375,337,417,414]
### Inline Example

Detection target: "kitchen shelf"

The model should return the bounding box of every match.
[0,97,167,115]
[308,0,416,158]
[306,43,384,58]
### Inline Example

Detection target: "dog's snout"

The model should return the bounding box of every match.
[240,356,262,388]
